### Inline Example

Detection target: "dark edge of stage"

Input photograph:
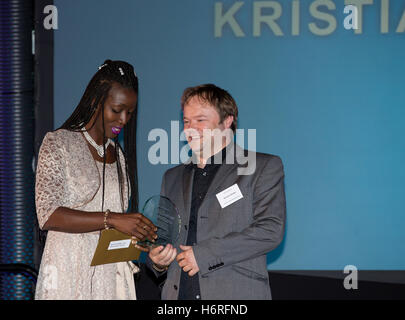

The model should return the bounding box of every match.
[135,263,405,300]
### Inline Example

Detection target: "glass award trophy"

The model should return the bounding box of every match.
[137,195,181,248]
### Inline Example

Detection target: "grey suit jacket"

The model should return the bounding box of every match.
[149,143,286,300]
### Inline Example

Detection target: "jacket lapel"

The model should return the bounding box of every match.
[205,142,239,196]
[182,164,194,227]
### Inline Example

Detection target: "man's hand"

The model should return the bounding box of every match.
[176,245,199,276]
[149,244,177,269]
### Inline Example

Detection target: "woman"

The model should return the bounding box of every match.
[35,59,156,300]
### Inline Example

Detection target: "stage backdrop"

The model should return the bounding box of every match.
[52,0,405,270]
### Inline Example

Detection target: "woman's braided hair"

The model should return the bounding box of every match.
[60,59,139,213]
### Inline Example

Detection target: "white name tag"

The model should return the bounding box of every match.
[107,239,131,250]
[216,184,243,209]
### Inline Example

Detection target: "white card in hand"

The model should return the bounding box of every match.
[216,184,243,209]
[108,239,131,250]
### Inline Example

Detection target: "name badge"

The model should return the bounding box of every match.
[216,184,243,209]
[108,239,131,250]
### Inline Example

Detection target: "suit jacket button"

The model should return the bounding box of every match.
[174,285,178,290]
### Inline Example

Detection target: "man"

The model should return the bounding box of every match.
[147,84,286,300]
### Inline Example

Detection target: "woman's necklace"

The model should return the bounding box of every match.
[82,130,111,158]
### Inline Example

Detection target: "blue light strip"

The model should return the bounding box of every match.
[0,0,35,300]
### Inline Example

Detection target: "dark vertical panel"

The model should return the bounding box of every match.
[0,0,35,299]
[33,0,54,275]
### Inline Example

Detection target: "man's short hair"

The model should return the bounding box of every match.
[181,84,238,133]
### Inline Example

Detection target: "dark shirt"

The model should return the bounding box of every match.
[178,147,227,300]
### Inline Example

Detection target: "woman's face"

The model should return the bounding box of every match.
[91,83,137,142]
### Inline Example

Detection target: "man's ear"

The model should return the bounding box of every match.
[223,115,234,129]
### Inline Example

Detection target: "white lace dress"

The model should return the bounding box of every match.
[34,130,137,300]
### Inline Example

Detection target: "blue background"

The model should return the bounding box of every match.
[53,0,405,270]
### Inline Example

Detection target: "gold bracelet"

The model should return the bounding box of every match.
[104,209,111,230]
[152,263,168,272]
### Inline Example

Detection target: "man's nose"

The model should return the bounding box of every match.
[184,126,201,136]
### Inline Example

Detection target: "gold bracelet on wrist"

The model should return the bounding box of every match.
[104,209,111,230]
[152,263,168,272]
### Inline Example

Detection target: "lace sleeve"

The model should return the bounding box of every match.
[35,132,66,229]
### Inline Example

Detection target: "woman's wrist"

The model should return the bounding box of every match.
[105,211,117,229]
[104,209,111,229]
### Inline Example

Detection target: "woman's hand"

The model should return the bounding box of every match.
[109,212,157,243]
